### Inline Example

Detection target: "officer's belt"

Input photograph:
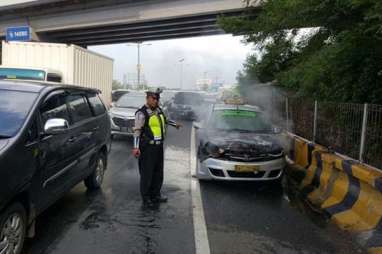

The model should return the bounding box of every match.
[148,140,163,145]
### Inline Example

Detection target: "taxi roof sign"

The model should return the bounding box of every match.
[224,97,245,105]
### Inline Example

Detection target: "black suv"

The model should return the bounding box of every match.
[0,80,111,254]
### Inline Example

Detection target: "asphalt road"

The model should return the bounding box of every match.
[22,121,366,254]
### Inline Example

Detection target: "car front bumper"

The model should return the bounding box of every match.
[110,116,135,136]
[196,157,285,181]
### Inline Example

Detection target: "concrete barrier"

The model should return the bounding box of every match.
[287,135,382,253]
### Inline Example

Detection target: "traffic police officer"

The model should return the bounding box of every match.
[132,89,181,207]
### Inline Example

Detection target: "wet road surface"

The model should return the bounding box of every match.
[23,121,366,254]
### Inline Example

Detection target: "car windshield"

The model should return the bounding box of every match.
[209,109,272,133]
[116,95,144,108]
[161,91,176,102]
[0,89,38,137]
[174,92,203,105]
[0,68,46,81]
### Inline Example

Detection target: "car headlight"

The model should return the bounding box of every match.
[203,142,225,158]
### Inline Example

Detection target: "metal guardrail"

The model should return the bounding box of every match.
[285,98,382,169]
[364,104,382,168]
[241,85,381,169]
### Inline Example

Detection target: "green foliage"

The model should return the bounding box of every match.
[112,80,123,90]
[219,0,382,103]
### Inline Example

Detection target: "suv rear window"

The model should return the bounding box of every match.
[67,94,92,123]
[88,93,106,116]
[174,92,203,105]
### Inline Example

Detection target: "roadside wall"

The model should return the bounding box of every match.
[287,135,382,253]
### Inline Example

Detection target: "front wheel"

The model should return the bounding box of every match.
[84,152,106,190]
[0,203,27,254]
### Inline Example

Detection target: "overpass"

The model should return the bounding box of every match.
[0,0,259,46]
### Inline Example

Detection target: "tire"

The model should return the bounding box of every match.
[84,152,106,190]
[0,202,27,254]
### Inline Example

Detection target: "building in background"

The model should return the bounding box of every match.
[196,78,212,91]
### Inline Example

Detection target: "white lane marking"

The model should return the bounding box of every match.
[190,126,211,254]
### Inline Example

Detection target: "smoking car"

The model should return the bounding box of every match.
[194,103,285,181]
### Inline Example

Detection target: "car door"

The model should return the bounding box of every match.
[87,92,108,149]
[38,90,78,210]
[66,92,98,180]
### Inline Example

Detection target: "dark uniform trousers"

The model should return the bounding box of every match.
[138,143,164,200]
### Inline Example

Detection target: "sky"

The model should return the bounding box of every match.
[90,35,253,90]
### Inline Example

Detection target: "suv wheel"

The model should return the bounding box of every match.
[85,153,106,190]
[0,203,26,254]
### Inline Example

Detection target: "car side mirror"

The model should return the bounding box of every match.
[44,118,69,135]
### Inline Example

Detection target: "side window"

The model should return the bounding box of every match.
[67,94,92,123]
[88,93,106,116]
[40,92,70,126]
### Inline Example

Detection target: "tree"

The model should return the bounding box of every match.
[112,80,123,90]
[219,0,382,103]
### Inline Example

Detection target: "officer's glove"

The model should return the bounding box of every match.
[132,148,141,158]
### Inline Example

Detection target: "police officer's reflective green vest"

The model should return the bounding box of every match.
[137,105,166,141]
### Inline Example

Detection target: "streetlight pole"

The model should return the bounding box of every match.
[179,58,185,90]
[127,42,151,90]
[137,43,141,90]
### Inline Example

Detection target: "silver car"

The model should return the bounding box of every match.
[194,103,285,181]
[109,93,145,137]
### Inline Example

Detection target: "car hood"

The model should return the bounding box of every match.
[109,107,137,118]
[0,139,9,152]
[205,130,282,153]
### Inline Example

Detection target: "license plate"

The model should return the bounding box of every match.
[234,165,260,172]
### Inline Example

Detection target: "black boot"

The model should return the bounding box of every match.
[142,198,155,208]
[152,195,168,203]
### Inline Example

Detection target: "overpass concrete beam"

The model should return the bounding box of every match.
[68,29,225,46]
[47,16,221,39]
[54,24,221,43]
[0,0,249,36]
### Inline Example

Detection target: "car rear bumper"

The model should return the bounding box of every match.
[171,110,196,119]
[196,157,285,181]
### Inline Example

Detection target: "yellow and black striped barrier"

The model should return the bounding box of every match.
[287,135,382,253]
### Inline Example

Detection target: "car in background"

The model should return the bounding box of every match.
[0,66,63,83]
[0,80,110,254]
[160,89,178,106]
[194,103,285,181]
[112,89,129,102]
[165,91,205,121]
[109,92,145,137]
